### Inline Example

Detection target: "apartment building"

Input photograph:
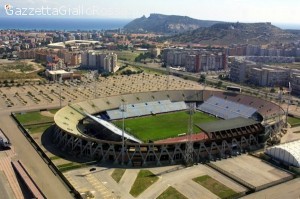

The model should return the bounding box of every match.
[229,59,255,83]
[226,43,300,57]
[291,73,300,96]
[81,50,118,73]
[249,67,289,87]
[230,59,300,93]
[245,56,295,63]
[162,48,227,72]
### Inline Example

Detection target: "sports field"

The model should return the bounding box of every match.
[113,111,218,142]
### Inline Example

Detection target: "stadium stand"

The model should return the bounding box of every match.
[198,96,257,119]
[106,100,187,120]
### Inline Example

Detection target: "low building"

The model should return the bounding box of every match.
[45,70,81,81]
[47,40,100,49]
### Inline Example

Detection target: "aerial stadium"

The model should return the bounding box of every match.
[53,89,285,166]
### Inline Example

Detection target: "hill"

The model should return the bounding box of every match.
[124,13,221,34]
[167,22,300,45]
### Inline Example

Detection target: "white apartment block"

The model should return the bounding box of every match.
[81,50,118,73]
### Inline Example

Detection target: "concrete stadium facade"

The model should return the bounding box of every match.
[53,89,284,166]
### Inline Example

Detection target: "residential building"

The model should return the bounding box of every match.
[81,50,118,73]
[291,73,300,96]
[245,56,295,63]
[230,59,256,83]
[230,59,300,91]
[162,48,227,72]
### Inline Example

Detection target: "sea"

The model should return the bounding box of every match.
[0,17,300,31]
[273,23,300,30]
[0,17,131,31]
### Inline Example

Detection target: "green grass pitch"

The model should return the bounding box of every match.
[112,111,218,142]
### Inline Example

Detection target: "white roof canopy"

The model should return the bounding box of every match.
[85,113,142,144]
[265,140,300,168]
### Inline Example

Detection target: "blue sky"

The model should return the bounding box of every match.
[2,0,300,25]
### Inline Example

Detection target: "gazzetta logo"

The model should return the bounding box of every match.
[3,4,104,16]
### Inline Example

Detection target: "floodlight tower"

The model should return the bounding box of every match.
[277,89,283,130]
[202,77,206,102]
[184,103,196,166]
[59,76,62,108]
[120,102,127,165]
[286,82,292,127]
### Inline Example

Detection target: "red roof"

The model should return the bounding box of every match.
[155,132,208,144]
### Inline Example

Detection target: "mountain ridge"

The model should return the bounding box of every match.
[166,22,300,45]
[124,13,222,33]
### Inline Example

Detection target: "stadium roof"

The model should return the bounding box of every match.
[85,113,142,144]
[196,117,260,133]
[265,140,300,168]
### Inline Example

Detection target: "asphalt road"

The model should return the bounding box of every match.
[0,103,73,199]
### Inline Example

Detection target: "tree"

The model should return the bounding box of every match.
[270,88,276,93]
[216,81,223,88]
[198,74,206,83]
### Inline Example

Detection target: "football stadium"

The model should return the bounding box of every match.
[53,89,284,166]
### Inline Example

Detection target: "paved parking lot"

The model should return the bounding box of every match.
[0,73,201,110]
[243,178,300,199]
[211,155,292,188]
[64,155,295,199]
[65,164,247,199]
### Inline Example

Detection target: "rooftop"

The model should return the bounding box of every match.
[47,70,73,75]
[197,117,260,133]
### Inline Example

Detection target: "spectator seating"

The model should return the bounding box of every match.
[198,96,257,119]
[106,100,187,120]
